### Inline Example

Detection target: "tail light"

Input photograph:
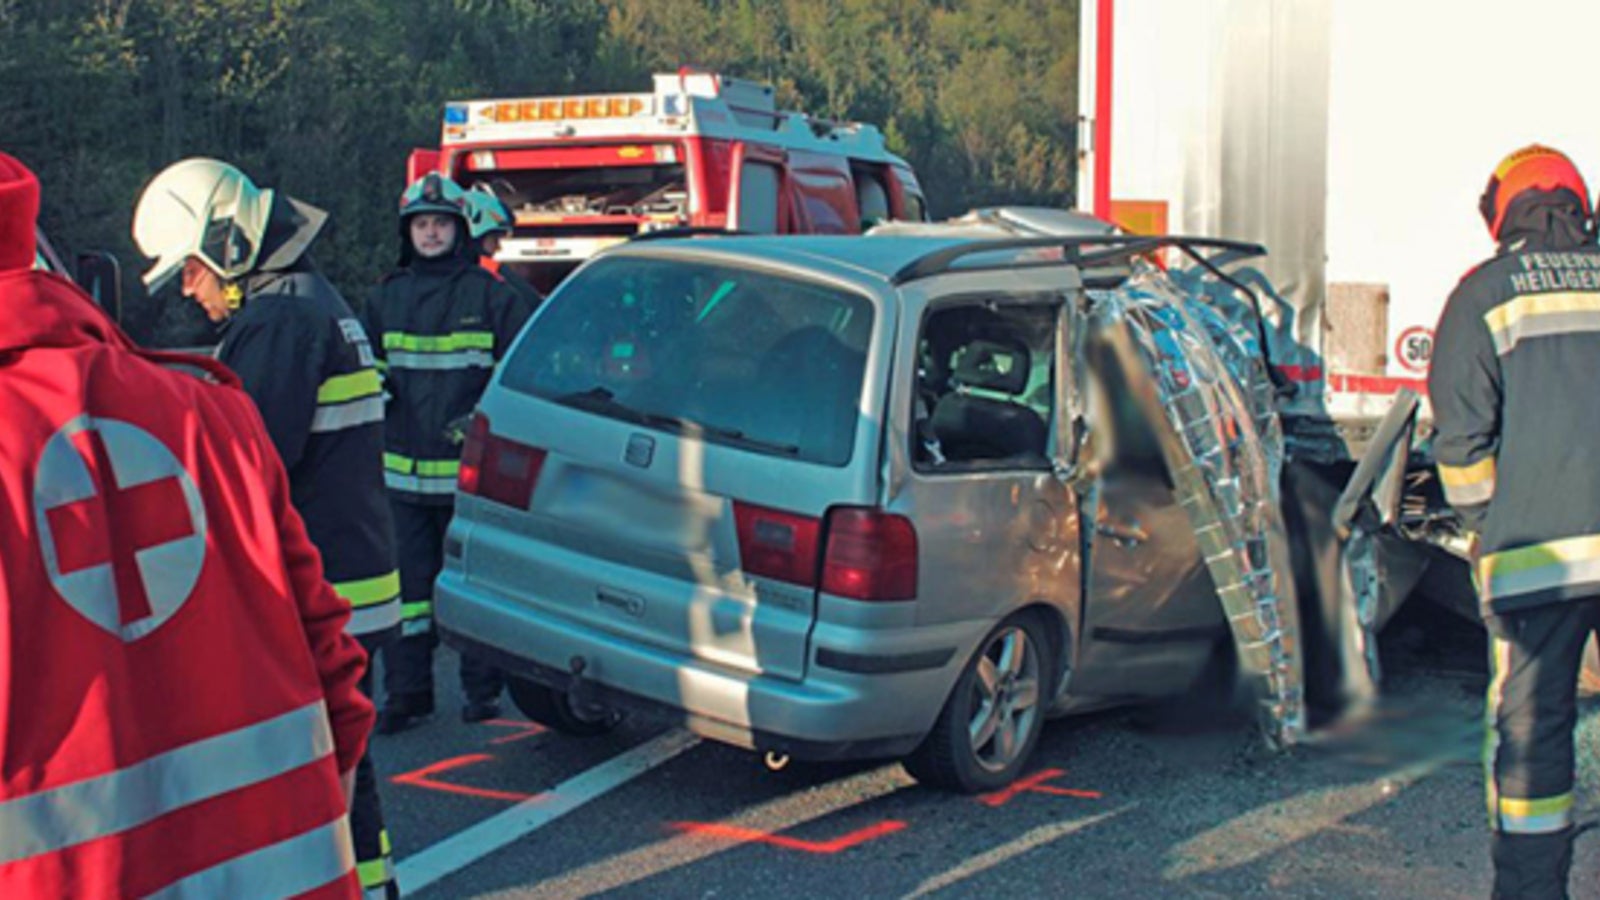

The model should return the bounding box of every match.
[733,502,918,602]
[822,507,918,601]
[733,502,822,587]
[458,413,546,509]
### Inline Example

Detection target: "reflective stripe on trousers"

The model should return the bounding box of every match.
[356,829,397,899]
[1486,631,1576,834]
[1482,602,1599,837]
[401,600,433,638]
[383,454,459,496]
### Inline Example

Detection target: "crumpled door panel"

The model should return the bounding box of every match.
[1087,263,1305,746]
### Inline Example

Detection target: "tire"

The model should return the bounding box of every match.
[506,676,618,737]
[903,613,1054,793]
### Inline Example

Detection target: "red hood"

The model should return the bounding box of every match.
[0,150,232,383]
[0,151,38,272]
[0,264,238,390]
[0,150,116,353]
[0,268,136,353]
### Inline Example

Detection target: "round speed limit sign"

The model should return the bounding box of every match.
[1395,326,1434,374]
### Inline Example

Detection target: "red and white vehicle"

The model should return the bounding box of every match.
[410,70,928,294]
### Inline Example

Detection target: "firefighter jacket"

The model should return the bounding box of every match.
[0,267,374,898]
[363,255,534,504]
[220,267,401,641]
[480,255,545,309]
[1430,205,1600,615]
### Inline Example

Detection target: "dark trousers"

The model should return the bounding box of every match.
[382,498,503,707]
[1484,597,1600,899]
[353,639,398,897]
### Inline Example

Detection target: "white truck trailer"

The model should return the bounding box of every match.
[1076,0,1600,715]
[1077,0,1600,440]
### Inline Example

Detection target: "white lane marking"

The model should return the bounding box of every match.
[901,807,1134,899]
[510,762,916,900]
[395,729,700,894]
[1161,734,1477,881]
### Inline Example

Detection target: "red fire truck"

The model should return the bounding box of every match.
[409,70,929,293]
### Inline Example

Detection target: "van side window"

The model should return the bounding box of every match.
[854,173,890,230]
[738,162,781,233]
[913,302,1056,471]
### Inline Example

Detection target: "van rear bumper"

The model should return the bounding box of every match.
[436,570,967,761]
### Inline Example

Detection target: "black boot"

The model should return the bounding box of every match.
[376,692,435,736]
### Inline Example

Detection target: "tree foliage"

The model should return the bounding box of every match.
[0,0,1076,346]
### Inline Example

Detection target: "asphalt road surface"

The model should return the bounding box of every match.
[368,609,1600,898]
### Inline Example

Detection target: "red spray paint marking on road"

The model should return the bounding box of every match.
[481,718,548,745]
[391,753,541,803]
[669,819,906,854]
[978,768,1103,807]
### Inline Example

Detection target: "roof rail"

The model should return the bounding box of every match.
[891,234,1280,384]
[888,234,1267,286]
[628,226,752,242]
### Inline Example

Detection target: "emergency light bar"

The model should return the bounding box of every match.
[446,94,655,128]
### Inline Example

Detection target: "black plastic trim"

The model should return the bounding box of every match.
[815,645,955,674]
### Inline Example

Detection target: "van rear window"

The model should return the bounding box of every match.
[501,255,874,466]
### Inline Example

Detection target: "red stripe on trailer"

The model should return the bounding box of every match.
[1093,0,1114,220]
[1328,373,1428,395]
[1273,364,1324,383]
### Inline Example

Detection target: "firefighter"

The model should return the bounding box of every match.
[131,157,402,899]
[0,150,374,897]
[1430,144,1600,899]
[364,172,535,733]
[463,187,544,308]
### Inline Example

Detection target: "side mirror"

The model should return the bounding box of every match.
[76,252,122,324]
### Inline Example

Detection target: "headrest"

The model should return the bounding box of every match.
[951,337,1030,395]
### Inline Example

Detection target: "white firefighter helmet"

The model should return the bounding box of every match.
[132,157,275,293]
[463,187,514,240]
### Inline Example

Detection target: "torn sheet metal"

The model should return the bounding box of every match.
[1336,526,1384,701]
[1092,260,1305,746]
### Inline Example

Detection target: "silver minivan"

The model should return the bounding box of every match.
[436,230,1299,791]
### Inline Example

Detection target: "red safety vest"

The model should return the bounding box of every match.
[0,270,372,898]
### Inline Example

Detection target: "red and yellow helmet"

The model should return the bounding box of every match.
[1479,144,1590,240]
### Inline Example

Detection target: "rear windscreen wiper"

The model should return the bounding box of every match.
[551,387,682,432]
[693,423,801,456]
[552,388,800,455]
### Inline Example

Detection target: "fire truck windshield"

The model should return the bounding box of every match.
[466,163,687,220]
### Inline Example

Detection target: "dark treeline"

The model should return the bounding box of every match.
[1,0,1077,346]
